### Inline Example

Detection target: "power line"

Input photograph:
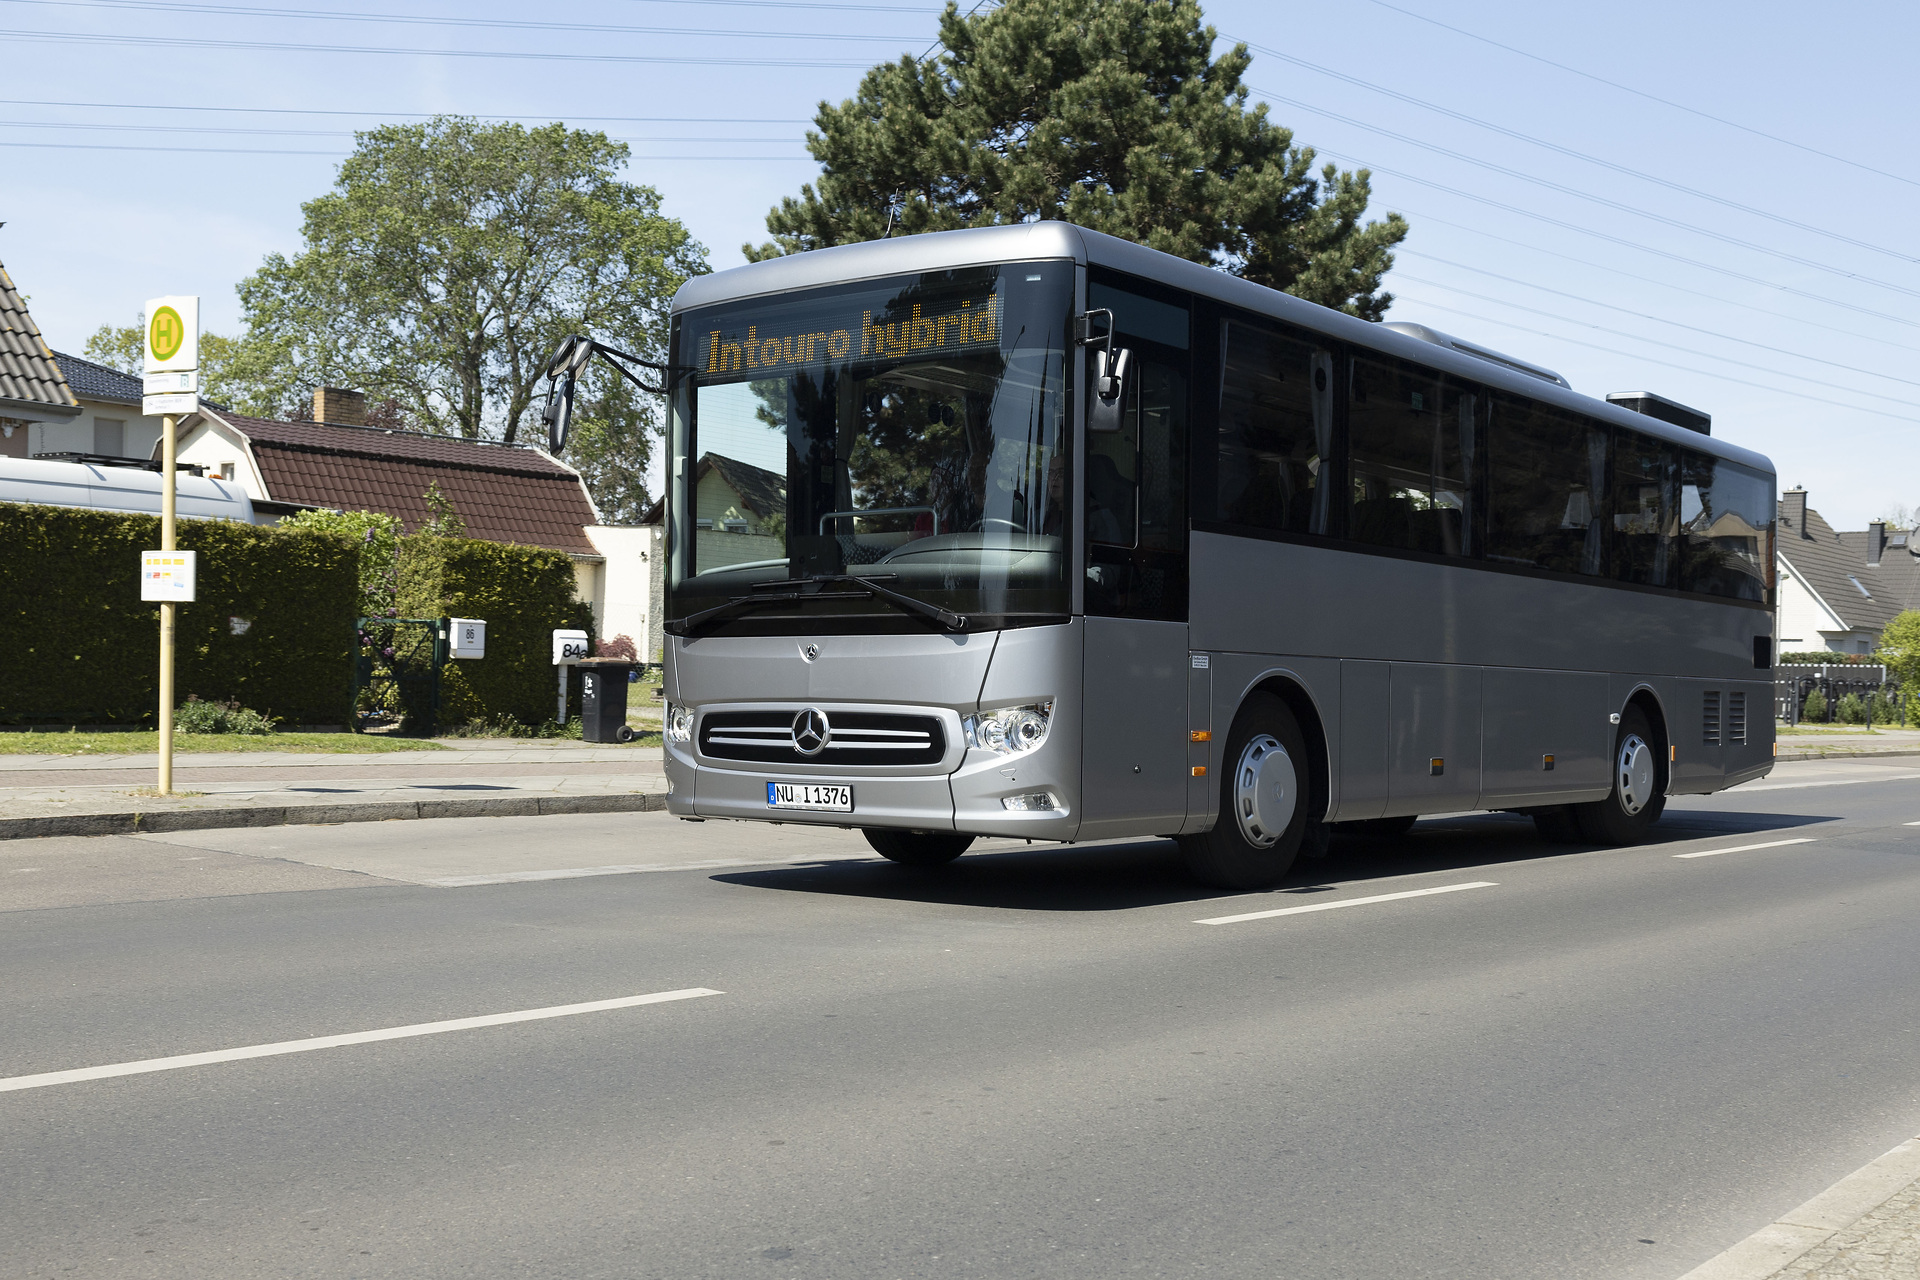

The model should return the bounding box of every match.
[1,0,924,42]
[3,28,876,66]
[1395,273,1920,410]
[1251,82,1920,301]
[1317,146,1920,333]
[1231,39,1918,265]
[0,97,811,121]
[1397,253,1920,391]
[0,140,814,158]
[1393,213,1920,359]
[1359,0,1920,191]
[0,120,804,142]
[1394,294,1920,428]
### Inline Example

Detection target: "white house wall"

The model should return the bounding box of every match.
[25,396,165,462]
[1777,555,1857,653]
[172,416,269,497]
[584,524,664,659]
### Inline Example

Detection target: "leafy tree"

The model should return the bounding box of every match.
[1877,610,1920,722]
[233,116,705,518]
[1801,687,1827,722]
[83,322,253,409]
[748,0,1406,318]
[420,481,466,538]
[277,507,402,620]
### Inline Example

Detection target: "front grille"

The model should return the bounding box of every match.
[700,709,946,766]
[1703,690,1722,746]
[1729,691,1747,744]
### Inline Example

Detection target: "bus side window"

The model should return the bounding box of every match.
[1610,431,1676,589]
[1679,451,1772,602]
[1486,395,1605,575]
[1217,321,1330,536]
[1347,356,1473,557]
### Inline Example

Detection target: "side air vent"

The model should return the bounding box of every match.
[1702,691,1722,746]
[1729,692,1747,745]
[1382,321,1572,388]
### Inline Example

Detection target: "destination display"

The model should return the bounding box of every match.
[699,290,1003,378]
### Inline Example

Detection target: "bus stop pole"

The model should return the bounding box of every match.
[157,412,177,795]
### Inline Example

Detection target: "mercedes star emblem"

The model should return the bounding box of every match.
[791,707,831,756]
[802,643,820,662]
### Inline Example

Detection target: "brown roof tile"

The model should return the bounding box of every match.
[204,408,600,555]
[0,258,79,417]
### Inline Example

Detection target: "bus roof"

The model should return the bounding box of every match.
[675,222,1775,478]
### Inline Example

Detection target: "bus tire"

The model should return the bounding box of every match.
[1573,706,1666,844]
[863,828,974,867]
[1180,693,1311,890]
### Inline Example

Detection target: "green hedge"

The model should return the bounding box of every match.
[397,534,594,727]
[0,502,359,726]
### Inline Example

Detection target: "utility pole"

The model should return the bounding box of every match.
[141,297,200,796]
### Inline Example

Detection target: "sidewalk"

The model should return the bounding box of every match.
[0,739,669,839]
[1775,727,1920,761]
[1683,1134,1920,1279]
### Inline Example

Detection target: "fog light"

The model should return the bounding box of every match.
[1002,792,1057,812]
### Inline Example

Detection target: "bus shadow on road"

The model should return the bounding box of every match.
[710,808,1843,912]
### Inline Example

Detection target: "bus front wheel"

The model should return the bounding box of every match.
[1572,706,1666,844]
[1180,693,1313,890]
[864,829,974,867]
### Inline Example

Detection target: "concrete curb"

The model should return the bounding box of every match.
[1679,1134,1920,1279]
[0,791,668,841]
[1776,747,1920,762]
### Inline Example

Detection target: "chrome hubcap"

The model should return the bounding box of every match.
[1616,733,1654,815]
[1233,733,1296,849]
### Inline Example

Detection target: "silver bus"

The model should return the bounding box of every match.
[654,223,1776,888]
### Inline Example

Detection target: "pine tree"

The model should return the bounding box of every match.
[748,0,1407,319]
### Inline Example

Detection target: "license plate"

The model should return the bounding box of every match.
[767,782,853,812]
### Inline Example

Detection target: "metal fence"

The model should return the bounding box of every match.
[1775,665,1900,725]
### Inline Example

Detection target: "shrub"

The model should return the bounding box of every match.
[174,695,276,734]
[396,533,595,728]
[599,633,638,662]
[0,502,359,726]
[1802,688,1828,722]
[1836,692,1867,725]
[278,508,401,621]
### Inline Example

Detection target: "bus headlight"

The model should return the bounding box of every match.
[666,703,693,743]
[964,701,1053,755]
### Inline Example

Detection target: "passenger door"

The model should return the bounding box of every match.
[1078,277,1192,838]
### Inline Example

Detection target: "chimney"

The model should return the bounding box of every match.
[1779,488,1810,541]
[1869,520,1887,566]
[312,386,366,426]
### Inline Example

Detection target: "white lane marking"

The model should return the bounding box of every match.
[1196,881,1497,926]
[1677,1134,1920,1280]
[0,988,722,1095]
[1738,771,1920,792]
[1673,838,1817,860]
[1905,820,1920,826]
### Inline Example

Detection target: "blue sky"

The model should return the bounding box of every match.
[3,0,1914,527]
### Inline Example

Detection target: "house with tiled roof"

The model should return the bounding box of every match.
[32,352,171,464]
[0,256,80,458]
[169,387,664,654]
[637,451,786,577]
[1776,489,1920,655]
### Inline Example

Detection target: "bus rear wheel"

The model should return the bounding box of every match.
[1179,693,1314,890]
[863,829,974,867]
[1572,706,1666,844]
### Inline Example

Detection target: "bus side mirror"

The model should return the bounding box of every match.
[543,375,576,453]
[1088,346,1132,433]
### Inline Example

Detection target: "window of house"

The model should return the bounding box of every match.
[219,462,236,481]
[1217,321,1332,536]
[93,418,125,457]
[1347,355,1476,557]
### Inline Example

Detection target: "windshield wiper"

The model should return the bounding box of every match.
[673,574,969,637]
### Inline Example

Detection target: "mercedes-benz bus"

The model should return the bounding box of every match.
[653,222,1776,888]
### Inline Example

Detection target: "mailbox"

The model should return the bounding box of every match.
[552,629,591,665]
[449,617,486,659]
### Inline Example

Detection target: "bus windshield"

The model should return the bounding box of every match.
[668,264,1073,630]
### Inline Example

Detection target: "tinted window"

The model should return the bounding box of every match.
[1610,432,1676,588]
[1680,452,1773,602]
[1347,356,1476,557]
[1486,395,1606,575]
[1217,321,1332,536]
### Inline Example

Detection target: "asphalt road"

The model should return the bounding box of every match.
[6,758,1920,1279]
